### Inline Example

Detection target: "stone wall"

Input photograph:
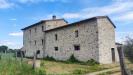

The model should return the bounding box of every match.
[23,19,67,58]
[45,20,99,62]
[23,23,45,58]
[97,18,119,64]
[45,20,67,30]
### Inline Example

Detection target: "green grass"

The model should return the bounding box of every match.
[0,53,120,75]
[40,60,119,75]
[0,53,46,75]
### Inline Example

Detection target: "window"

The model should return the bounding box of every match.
[42,39,44,45]
[29,30,31,35]
[34,40,36,45]
[35,28,37,33]
[54,47,58,51]
[42,26,44,31]
[36,50,40,54]
[74,45,80,51]
[55,34,58,41]
[75,30,79,37]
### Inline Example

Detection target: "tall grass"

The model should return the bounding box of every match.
[0,53,46,75]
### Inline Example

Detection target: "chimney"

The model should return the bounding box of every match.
[52,15,56,20]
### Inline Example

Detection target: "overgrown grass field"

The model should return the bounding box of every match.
[0,53,121,75]
[0,53,45,75]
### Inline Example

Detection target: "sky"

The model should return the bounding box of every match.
[0,0,133,49]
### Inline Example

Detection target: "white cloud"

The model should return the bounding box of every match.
[0,40,22,49]
[9,32,23,36]
[0,0,14,9]
[62,13,80,19]
[113,12,133,22]
[0,40,15,46]
[61,0,133,22]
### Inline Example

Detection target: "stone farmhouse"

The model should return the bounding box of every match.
[21,16,119,64]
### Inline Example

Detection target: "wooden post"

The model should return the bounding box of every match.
[20,51,23,62]
[117,46,130,75]
[32,52,37,69]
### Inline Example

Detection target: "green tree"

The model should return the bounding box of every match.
[0,45,8,53]
[124,37,133,62]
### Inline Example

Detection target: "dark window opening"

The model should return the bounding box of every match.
[42,39,44,45]
[55,34,58,41]
[34,40,36,45]
[96,31,98,33]
[111,48,115,62]
[54,47,58,51]
[35,28,37,33]
[74,45,80,51]
[75,30,79,37]
[36,50,40,54]
[42,26,44,31]
[29,30,31,35]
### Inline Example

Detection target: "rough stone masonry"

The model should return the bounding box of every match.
[21,16,119,64]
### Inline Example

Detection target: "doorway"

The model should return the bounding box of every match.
[111,48,115,62]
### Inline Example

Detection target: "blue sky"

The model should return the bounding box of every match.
[0,0,133,49]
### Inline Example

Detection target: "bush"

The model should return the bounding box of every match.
[67,54,80,63]
[43,54,99,66]
[86,59,99,66]
[44,55,56,61]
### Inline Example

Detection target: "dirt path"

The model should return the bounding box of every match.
[111,72,121,75]
[86,67,120,75]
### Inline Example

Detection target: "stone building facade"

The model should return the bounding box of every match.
[22,16,119,64]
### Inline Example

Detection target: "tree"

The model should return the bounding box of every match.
[0,45,8,53]
[124,37,133,62]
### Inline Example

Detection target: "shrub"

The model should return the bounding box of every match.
[44,55,56,61]
[86,59,99,66]
[67,54,80,63]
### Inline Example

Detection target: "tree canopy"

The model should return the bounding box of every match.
[0,45,8,53]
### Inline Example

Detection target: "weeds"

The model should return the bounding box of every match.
[0,53,46,75]
[44,54,99,66]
